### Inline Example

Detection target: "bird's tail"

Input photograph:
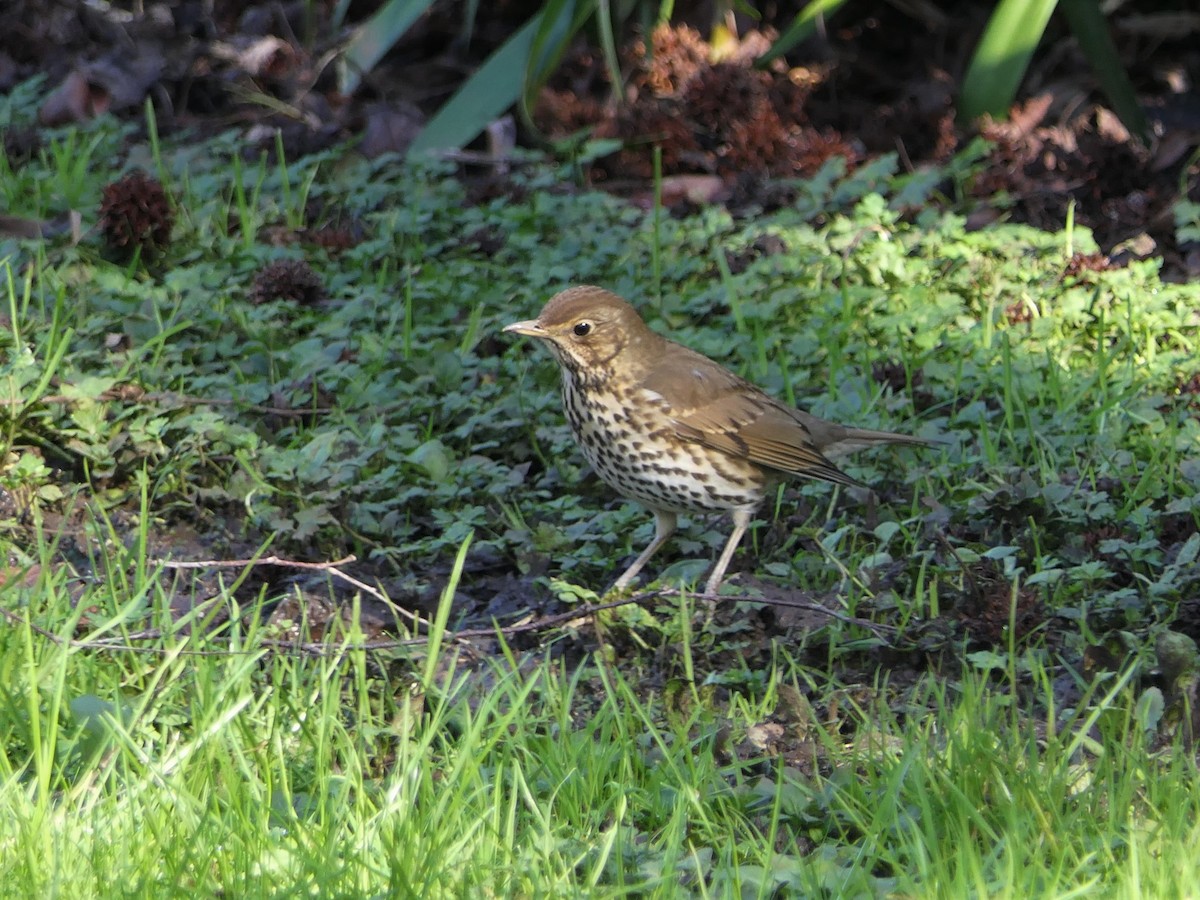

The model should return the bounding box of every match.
[821,427,935,459]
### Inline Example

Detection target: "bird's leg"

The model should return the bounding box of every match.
[612,508,677,591]
[704,508,752,596]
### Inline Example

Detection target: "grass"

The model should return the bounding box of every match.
[1,84,1199,896]
[2,560,1197,896]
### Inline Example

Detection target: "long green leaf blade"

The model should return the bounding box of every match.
[1058,0,1148,142]
[959,0,1058,122]
[756,0,851,69]
[339,0,437,95]
[407,15,544,158]
[524,0,581,97]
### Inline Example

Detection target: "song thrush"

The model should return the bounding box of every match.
[504,285,931,595]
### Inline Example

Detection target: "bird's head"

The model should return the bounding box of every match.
[504,286,658,383]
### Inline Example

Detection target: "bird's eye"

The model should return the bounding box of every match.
[573,321,592,337]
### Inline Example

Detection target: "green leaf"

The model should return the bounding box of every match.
[1057,0,1149,142]
[410,439,453,482]
[1134,686,1164,732]
[525,0,578,89]
[959,0,1058,122]
[967,649,1009,671]
[408,3,580,159]
[59,376,118,402]
[1176,198,1200,244]
[339,0,438,95]
[519,0,590,129]
[756,0,851,69]
[301,430,340,470]
[591,0,624,108]
[1177,532,1200,568]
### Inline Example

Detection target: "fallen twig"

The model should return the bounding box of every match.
[2,553,893,656]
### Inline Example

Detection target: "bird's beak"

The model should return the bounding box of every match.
[503,319,544,337]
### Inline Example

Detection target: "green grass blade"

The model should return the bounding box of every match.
[408,20,538,158]
[460,0,481,47]
[525,0,581,91]
[408,1,586,158]
[409,10,555,158]
[756,0,851,69]
[959,0,1058,122]
[420,532,471,689]
[592,0,624,105]
[338,0,437,95]
[519,0,591,140]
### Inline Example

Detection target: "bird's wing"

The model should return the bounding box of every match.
[638,349,858,486]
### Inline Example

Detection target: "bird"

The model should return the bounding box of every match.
[504,285,932,596]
